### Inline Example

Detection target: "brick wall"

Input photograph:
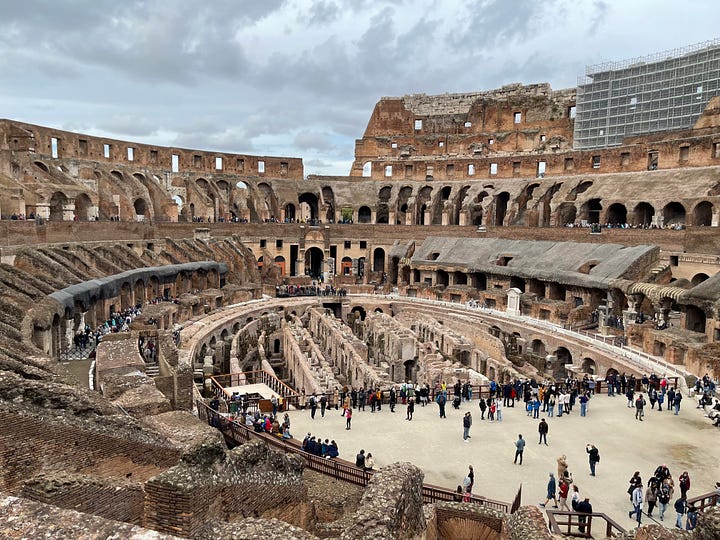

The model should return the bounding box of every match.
[0,410,180,493]
[21,473,145,525]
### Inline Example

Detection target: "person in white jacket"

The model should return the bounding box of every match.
[629,484,644,525]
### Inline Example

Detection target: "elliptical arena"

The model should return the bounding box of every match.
[1,42,720,539]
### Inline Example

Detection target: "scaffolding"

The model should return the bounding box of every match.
[573,39,720,149]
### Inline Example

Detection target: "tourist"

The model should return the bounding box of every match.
[364,452,375,471]
[673,391,683,415]
[635,393,646,421]
[628,471,643,500]
[496,398,503,422]
[488,398,496,421]
[345,406,352,430]
[579,392,589,417]
[586,444,600,476]
[686,504,698,530]
[389,385,397,412]
[326,440,339,458]
[454,485,463,502]
[629,483,643,525]
[558,479,570,511]
[513,434,525,465]
[571,485,581,511]
[355,449,366,468]
[674,495,687,529]
[465,465,475,491]
[320,393,327,417]
[478,397,487,419]
[436,391,447,418]
[679,471,691,498]
[557,455,569,480]
[538,418,549,445]
[539,472,558,508]
[645,481,658,517]
[406,398,415,421]
[463,411,472,441]
[657,481,672,520]
[576,497,593,533]
[310,393,318,419]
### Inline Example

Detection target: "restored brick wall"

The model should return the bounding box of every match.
[0,410,180,493]
[21,473,145,525]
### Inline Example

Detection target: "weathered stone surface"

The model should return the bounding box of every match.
[340,462,426,540]
[194,518,320,540]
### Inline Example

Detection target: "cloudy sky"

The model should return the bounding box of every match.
[1,1,719,176]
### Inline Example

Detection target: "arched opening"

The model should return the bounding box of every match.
[299,192,319,222]
[581,357,596,374]
[274,256,286,276]
[494,192,510,226]
[362,162,372,177]
[134,278,145,304]
[453,271,467,285]
[351,306,367,321]
[581,198,602,224]
[416,186,433,225]
[632,202,655,227]
[284,203,296,221]
[685,305,706,333]
[273,339,281,354]
[691,273,709,286]
[530,339,546,357]
[305,247,324,278]
[396,186,413,225]
[49,191,68,221]
[663,202,686,226]
[134,198,147,218]
[358,206,372,223]
[389,256,400,284]
[74,193,93,221]
[404,359,417,381]
[436,270,449,287]
[172,195,185,221]
[606,203,627,226]
[377,186,391,224]
[693,201,713,226]
[372,248,385,273]
[341,256,353,276]
[557,203,577,225]
[554,347,573,376]
[322,186,336,222]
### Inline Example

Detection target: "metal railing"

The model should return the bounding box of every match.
[197,399,518,512]
[546,509,626,538]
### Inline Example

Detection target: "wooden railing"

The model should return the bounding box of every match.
[546,510,625,538]
[197,399,518,512]
[210,370,299,400]
[687,490,719,513]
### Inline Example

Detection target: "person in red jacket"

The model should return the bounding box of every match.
[558,479,571,511]
[679,471,691,498]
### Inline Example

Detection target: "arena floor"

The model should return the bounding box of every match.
[287,390,720,530]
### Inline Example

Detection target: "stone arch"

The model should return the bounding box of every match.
[396,186,413,225]
[134,278,145,305]
[299,192,319,222]
[377,186,392,224]
[134,198,148,218]
[557,202,577,225]
[74,193,93,221]
[49,191,68,221]
[305,247,324,278]
[416,186,433,225]
[436,269,449,287]
[34,160,50,173]
[372,248,386,273]
[120,281,132,310]
[362,162,372,177]
[274,256,286,276]
[581,357,596,374]
[691,273,709,286]
[358,206,372,223]
[494,192,510,226]
[663,201,686,226]
[321,186,335,222]
[580,198,602,224]
[685,305,706,333]
[530,339,546,357]
[351,306,367,321]
[471,191,488,225]
[692,200,713,226]
[632,202,655,226]
[453,185,471,225]
[606,203,627,225]
[256,183,279,221]
[284,203,296,221]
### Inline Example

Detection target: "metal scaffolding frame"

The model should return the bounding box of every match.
[573,39,720,149]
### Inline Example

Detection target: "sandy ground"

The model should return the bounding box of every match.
[287,391,720,530]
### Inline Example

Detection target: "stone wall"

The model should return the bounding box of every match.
[144,439,305,537]
[340,462,426,540]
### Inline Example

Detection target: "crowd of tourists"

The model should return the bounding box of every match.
[275,284,348,297]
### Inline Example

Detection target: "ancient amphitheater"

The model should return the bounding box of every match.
[1,42,720,539]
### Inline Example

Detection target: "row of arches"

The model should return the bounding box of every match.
[556,200,713,227]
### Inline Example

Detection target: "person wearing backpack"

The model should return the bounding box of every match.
[657,483,671,521]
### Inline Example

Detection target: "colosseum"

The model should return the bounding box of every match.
[1,40,720,539]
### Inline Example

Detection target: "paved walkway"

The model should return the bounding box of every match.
[287,391,719,530]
